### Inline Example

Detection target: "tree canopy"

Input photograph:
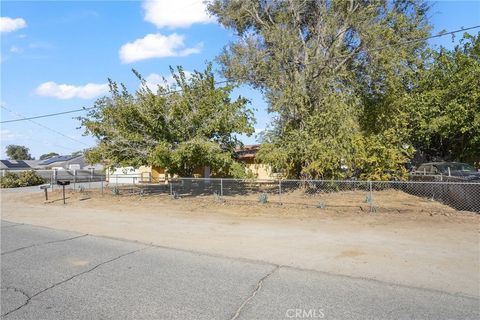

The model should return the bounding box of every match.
[405,33,480,164]
[5,145,33,160]
[80,64,255,177]
[208,0,431,180]
[39,152,59,160]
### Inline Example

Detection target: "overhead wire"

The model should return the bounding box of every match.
[0,24,477,124]
[1,105,90,148]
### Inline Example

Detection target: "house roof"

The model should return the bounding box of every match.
[0,160,32,169]
[39,155,80,166]
[234,145,260,160]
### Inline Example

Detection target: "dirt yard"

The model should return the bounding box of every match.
[19,187,472,218]
[1,188,479,298]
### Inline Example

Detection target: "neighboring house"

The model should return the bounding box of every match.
[36,155,84,170]
[0,160,33,171]
[34,155,103,171]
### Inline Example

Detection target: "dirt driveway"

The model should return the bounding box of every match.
[1,189,479,298]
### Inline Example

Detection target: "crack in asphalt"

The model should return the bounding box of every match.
[230,265,280,320]
[1,247,147,317]
[1,286,31,317]
[1,234,88,256]
[1,286,31,299]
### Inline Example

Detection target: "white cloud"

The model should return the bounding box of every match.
[142,0,214,29]
[142,71,193,91]
[0,17,27,33]
[0,129,18,141]
[9,46,21,53]
[35,82,108,99]
[254,128,265,134]
[119,33,201,63]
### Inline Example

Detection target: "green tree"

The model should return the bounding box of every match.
[39,152,59,160]
[208,0,431,180]
[405,33,480,164]
[80,64,255,177]
[5,145,34,160]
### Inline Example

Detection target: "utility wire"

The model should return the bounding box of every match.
[1,105,90,147]
[1,25,478,124]
[0,106,95,124]
[344,25,480,56]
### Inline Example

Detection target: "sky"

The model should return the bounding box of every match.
[1,0,479,159]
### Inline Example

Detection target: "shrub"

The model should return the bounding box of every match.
[0,170,45,188]
[0,172,20,188]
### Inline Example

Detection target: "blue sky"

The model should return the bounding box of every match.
[1,0,479,159]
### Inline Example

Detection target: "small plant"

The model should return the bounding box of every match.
[365,194,377,213]
[213,191,223,202]
[258,193,268,204]
[316,201,326,209]
[111,186,120,195]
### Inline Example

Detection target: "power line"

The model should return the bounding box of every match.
[1,105,90,147]
[0,106,95,124]
[0,80,232,123]
[1,25,477,124]
[292,25,480,68]
[352,25,480,56]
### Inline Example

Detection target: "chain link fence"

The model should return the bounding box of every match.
[102,177,479,213]
[2,170,478,213]
[1,169,105,191]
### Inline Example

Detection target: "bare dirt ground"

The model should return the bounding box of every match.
[1,188,479,298]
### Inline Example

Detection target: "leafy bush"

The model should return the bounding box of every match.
[0,171,45,188]
[258,193,268,204]
[0,172,20,188]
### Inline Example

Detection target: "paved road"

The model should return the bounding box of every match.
[1,220,478,320]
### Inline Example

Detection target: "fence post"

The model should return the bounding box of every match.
[220,178,223,197]
[169,181,173,195]
[73,170,77,190]
[279,179,282,205]
[101,180,104,195]
[369,181,373,213]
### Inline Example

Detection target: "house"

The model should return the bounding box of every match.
[234,145,276,180]
[35,155,103,171]
[106,144,278,183]
[102,143,280,183]
[106,165,209,184]
[0,160,34,170]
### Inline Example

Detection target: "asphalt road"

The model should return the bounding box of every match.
[1,220,478,320]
